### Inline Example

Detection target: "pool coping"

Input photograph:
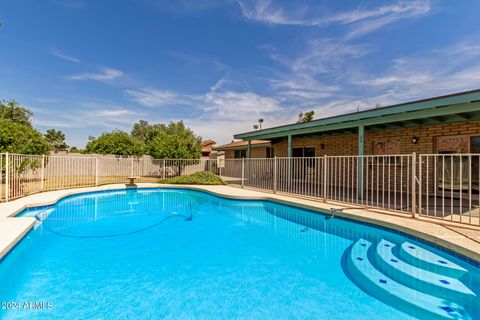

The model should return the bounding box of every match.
[0,183,479,264]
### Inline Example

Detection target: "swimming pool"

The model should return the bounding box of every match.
[1,188,479,319]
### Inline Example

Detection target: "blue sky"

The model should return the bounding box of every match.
[1,0,480,148]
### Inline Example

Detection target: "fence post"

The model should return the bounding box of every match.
[130,157,134,177]
[41,155,45,191]
[411,152,416,218]
[5,152,9,202]
[163,159,166,179]
[241,158,245,188]
[0,154,2,201]
[358,155,364,202]
[273,157,277,193]
[323,155,328,202]
[95,158,99,186]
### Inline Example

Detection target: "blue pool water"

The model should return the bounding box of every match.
[0,188,479,319]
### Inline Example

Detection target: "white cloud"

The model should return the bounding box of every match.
[330,1,431,25]
[51,49,80,63]
[256,35,480,123]
[33,99,144,130]
[352,40,480,103]
[290,40,369,74]
[187,118,283,145]
[203,90,282,121]
[125,88,199,107]
[237,0,431,38]
[92,109,140,120]
[344,2,431,39]
[127,86,282,120]
[260,40,364,106]
[33,103,145,148]
[126,75,285,124]
[33,118,81,129]
[124,79,291,144]
[68,67,124,82]
[121,37,480,146]
[210,77,228,92]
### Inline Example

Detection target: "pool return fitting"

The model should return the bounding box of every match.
[327,207,367,220]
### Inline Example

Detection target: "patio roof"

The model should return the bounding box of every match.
[234,89,480,141]
[214,140,270,151]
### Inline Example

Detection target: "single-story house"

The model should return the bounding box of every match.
[233,89,480,158]
[201,139,216,159]
[213,140,273,159]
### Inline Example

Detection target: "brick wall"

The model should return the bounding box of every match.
[273,134,357,157]
[272,121,480,157]
[224,147,269,159]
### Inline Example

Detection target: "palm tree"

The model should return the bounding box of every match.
[258,118,264,130]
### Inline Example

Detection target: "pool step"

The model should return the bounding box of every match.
[343,239,471,320]
[374,240,476,301]
[397,241,467,279]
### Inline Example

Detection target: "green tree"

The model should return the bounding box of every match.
[146,121,201,159]
[85,130,144,156]
[0,119,50,154]
[297,110,315,123]
[0,100,33,127]
[45,129,69,152]
[131,120,153,142]
[69,146,81,153]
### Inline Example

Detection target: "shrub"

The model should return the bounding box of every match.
[159,171,225,185]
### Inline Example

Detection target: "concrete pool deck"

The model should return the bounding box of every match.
[0,183,479,263]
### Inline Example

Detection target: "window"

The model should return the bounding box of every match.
[435,135,474,191]
[292,147,315,157]
[234,149,246,159]
[266,147,274,158]
[292,147,303,157]
[471,136,480,190]
[304,147,315,157]
[471,136,480,153]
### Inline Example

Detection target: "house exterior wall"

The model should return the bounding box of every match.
[272,120,480,157]
[224,147,270,159]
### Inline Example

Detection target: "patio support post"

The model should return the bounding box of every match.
[358,125,365,200]
[287,135,292,157]
[287,134,292,189]
[412,152,417,218]
[247,140,252,158]
[41,155,45,191]
[5,152,9,202]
